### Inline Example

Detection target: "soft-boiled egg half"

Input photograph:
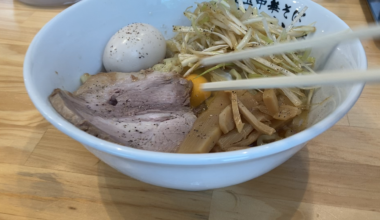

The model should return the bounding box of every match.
[103,23,166,73]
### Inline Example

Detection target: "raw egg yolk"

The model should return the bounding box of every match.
[185,74,211,108]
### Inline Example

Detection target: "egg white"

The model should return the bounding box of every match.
[103,23,166,73]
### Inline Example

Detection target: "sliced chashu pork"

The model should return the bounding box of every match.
[49,70,196,153]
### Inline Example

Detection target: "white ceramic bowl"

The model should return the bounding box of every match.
[24,0,366,191]
[18,0,80,7]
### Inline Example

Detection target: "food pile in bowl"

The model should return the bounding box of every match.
[49,0,318,154]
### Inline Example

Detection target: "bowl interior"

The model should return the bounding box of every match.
[24,0,366,164]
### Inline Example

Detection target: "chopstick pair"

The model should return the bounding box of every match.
[200,24,380,91]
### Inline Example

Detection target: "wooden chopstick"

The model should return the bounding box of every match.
[201,24,380,66]
[201,69,380,91]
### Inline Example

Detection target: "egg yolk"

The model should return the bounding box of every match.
[185,74,211,108]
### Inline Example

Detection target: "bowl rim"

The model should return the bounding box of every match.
[24,0,367,165]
